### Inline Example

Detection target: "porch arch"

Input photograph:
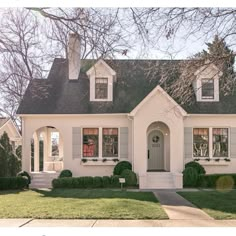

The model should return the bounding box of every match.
[31,126,64,172]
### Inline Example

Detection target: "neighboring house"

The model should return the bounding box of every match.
[0,117,22,151]
[17,34,236,189]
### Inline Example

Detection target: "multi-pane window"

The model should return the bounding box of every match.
[103,128,118,157]
[193,128,209,157]
[213,128,228,157]
[95,78,108,99]
[83,128,99,157]
[202,79,214,99]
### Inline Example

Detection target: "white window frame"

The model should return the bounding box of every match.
[82,127,99,158]
[81,127,120,159]
[95,77,108,99]
[102,128,119,158]
[201,79,214,100]
[192,127,230,159]
[195,77,219,102]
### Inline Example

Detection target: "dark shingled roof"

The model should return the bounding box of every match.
[17,58,236,115]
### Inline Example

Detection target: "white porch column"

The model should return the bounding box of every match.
[21,118,31,173]
[33,131,40,172]
[59,134,63,158]
[47,128,52,159]
[42,127,49,171]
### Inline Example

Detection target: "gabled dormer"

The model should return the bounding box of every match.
[86,59,116,102]
[193,62,223,102]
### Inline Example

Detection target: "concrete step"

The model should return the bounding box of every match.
[139,172,175,189]
[30,172,59,189]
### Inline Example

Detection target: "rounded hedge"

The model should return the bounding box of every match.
[17,171,31,187]
[121,169,137,186]
[113,161,132,175]
[183,167,198,187]
[59,169,72,178]
[185,161,206,175]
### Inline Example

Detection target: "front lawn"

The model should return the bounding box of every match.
[178,190,236,219]
[0,189,168,219]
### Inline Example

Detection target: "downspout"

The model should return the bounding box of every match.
[127,114,134,171]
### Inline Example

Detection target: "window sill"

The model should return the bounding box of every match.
[80,159,119,166]
[195,160,230,166]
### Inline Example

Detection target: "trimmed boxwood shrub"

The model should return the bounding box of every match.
[185,161,206,175]
[198,174,236,188]
[183,167,198,187]
[83,176,93,188]
[110,175,121,187]
[121,169,137,186]
[102,176,110,187]
[17,171,31,187]
[113,161,132,175]
[59,169,72,178]
[0,177,28,190]
[93,176,103,188]
[52,175,128,189]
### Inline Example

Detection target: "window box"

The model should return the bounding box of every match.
[80,158,118,166]
[194,158,230,166]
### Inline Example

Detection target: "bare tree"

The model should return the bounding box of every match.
[31,8,130,59]
[0,8,47,121]
[1,7,236,122]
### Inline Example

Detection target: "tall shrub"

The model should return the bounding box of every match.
[0,132,21,177]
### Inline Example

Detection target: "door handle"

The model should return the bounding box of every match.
[148,150,150,159]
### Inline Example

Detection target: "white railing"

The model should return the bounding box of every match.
[44,156,63,172]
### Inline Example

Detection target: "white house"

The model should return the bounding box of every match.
[0,117,22,150]
[17,34,236,188]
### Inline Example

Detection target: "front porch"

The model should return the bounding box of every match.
[31,126,64,173]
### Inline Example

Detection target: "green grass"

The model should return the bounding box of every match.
[178,190,236,219]
[0,189,168,219]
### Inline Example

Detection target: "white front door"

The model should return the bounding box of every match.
[147,130,164,171]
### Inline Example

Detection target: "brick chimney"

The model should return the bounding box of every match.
[68,33,81,80]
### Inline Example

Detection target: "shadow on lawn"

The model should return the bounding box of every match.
[32,188,159,203]
[0,189,28,195]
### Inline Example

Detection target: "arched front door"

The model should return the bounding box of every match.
[147,130,164,171]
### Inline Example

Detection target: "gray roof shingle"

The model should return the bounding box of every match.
[17,58,236,115]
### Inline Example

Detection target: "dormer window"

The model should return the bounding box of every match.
[86,59,116,102]
[95,77,108,99]
[201,79,214,99]
[193,63,222,102]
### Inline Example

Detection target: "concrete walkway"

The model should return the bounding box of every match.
[153,190,213,220]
